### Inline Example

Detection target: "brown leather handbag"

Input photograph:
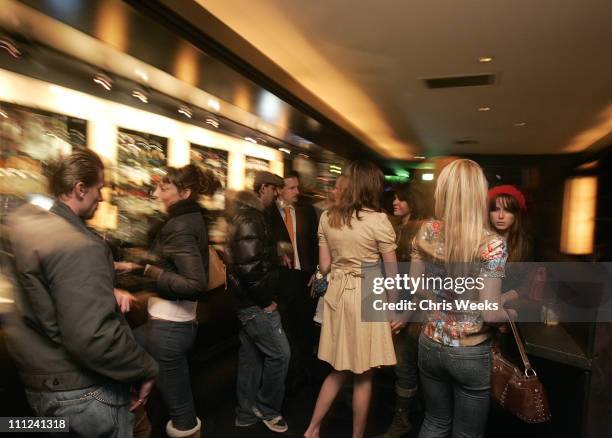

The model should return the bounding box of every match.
[207,246,226,291]
[491,313,551,423]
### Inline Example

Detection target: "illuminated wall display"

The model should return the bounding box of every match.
[190,143,228,211]
[113,128,167,244]
[244,156,271,191]
[0,68,284,243]
[560,176,598,255]
[0,101,86,197]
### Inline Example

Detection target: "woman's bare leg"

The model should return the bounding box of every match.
[352,369,374,438]
[304,370,350,438]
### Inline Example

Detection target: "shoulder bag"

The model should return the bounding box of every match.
[491,312,551,423]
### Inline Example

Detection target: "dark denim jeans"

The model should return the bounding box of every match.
[418,334,491,438]
[235,306,290,423]
[134,319,198,430]
[394,328,419,398]
[26,382,132,437]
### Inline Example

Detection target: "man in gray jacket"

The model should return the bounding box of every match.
[3,149,158,437]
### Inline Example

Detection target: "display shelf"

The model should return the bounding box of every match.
[520,323,592,370]
[190,143,228,211]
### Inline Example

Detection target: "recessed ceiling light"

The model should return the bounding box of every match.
[0,37,21,58]
[134,68,149,83]
[131,89,148,103]
[478,56,493,63]
[93,73,112,91]
[208,98,220,111]
[245,137,257,144]
[178,106,192,118]
[513,121,527,127]
[478,107,491,112]
[205,118,219,128]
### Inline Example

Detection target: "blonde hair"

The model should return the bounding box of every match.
[434,159,489,264]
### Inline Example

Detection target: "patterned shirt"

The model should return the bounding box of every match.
[411,220,507,346]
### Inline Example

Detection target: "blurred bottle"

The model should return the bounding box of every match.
[528,266,547,301]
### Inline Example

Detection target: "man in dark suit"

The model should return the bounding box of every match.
[265,170,319,391]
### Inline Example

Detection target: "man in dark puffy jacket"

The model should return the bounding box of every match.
[3,150,158,437]
[225,189,290,434]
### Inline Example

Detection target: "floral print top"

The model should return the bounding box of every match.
[411,219,507,346]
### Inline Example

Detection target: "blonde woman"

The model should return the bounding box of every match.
[410,159,516,438]
[304,161,402,438]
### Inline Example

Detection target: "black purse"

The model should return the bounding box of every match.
[312,267,329,298]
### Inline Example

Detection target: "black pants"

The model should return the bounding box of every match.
[278,268,316,390]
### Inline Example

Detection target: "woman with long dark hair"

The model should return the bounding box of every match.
[487,184,533,306]
[376,184,424,438]
[488,185,530,263]
[304,161,401,438]
[130,164,219,438]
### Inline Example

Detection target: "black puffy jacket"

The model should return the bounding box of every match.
[146,200,209,301]
[225,191,279,308]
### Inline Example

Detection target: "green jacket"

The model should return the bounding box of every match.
[4,201,158,391]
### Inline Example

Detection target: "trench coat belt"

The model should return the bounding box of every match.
[325,268,364,311]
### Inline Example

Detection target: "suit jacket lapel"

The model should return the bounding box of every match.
[266,204,290,242]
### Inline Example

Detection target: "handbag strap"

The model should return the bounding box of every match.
[503,310,537,377]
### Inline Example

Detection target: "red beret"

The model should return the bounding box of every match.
[488,185,527,211]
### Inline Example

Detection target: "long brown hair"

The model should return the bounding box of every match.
[328,161,383,228]
[489,194,530,262]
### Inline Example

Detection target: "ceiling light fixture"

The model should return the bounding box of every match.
[93,73,112,91]
[245,137,257,144]
[278,147,291,154]
[478,56,493,63]
[422,173,434,181]
[205,118,219,128]
[0,37,21,58]
[0,109,8,118]
[131,90,148,103]
[513,121,527,127]
[478,107,491,112]
[178,106,192,118]
[208,98,220,111]
[413,155,426,160]
[134,68,149,83]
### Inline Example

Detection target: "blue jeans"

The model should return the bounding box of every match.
[418,334,491,438]
[235,306,290,423]
[26,382,132,437]
[134,319,198,430]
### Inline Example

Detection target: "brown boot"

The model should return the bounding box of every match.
[374,396,413,438]
[165,417,202,438]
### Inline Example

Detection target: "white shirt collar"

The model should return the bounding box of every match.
[276,199,295,210]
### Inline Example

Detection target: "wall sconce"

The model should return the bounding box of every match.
[560,176,598,255]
